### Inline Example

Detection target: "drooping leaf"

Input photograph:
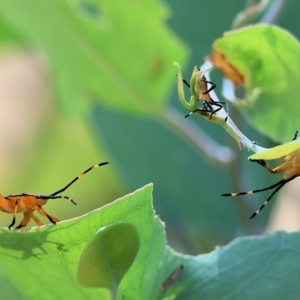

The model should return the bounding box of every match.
[211,24,300,143]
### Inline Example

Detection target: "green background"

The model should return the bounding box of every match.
[0,0,298,255]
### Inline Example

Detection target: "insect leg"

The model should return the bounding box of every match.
[250,159,292,174]
[182,76,228,121]
[250,159,275,174]
[201,78,216,94]
[200,77,228,121]
[15,211,34,230]
[204,101,224,120]
[37,204,59,224]
[8,198,20,229]
[31,213,44,226]
[292,131,299,141]
[184,103,225,119]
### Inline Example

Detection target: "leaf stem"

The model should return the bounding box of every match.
[196,60,266,154]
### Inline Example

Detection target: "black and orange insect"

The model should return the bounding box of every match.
[1,162,109,229]
[222,131,300,218]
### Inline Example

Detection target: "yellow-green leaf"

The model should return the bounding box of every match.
[249,139,300,160]
[77,222,140,290]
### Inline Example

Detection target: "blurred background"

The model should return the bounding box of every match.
[0,0,299,255]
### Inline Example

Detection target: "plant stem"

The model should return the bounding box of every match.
[226,107,254,234]
[259,0,287,24]
[163,107,234,165]
[231,0,270,29]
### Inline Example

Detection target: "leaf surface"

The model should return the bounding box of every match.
[0,184,299,299]
[212,24,300,142]
[0,0,186,115]
[77,222,140,290]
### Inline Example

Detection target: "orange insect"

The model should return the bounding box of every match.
[182,66,227,120]
[1,162,109,229]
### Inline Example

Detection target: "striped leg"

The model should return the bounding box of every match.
[37,204,59,224]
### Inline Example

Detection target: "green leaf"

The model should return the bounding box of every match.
[0,184,164,299]
[0,0,187,116]
[77,222,140,291]
[92,107,240,245]
[212,24,300,142]
[0,268,27,300]
[159,231,300,300]
[0,184,299,299]
[0,16,24,45]
[249,139,300,160]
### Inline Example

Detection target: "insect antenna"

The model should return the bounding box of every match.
[222,179,285,197]
[43,162,109,204]
[184,111,194,118]
[249,181,287,219]
[222,177,297,218]
[42,195,78,205]
[182,78,190,88]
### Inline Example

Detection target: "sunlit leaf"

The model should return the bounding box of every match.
[77,222,139,289]
[0,185,299,299]
[211,24,300,143]
[0,184,163,299]
[249,139,300,160]
[159,232,300,300]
